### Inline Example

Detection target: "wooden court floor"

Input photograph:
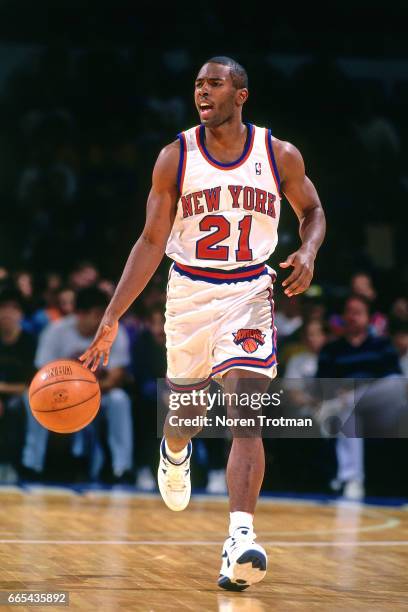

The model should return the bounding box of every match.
[0,488,407,611]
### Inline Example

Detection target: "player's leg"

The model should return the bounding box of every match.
[218,368,269,591]
[224,368,268,513]
[159,266,213,510]
[158,388,208,511]
[211,268,277,590]
[163,387,208,452]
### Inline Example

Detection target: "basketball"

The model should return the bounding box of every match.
[29,359,101,434]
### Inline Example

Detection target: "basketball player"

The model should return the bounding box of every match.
[80,56,326,591]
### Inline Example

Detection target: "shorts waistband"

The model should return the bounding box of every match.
[173,261,268,283]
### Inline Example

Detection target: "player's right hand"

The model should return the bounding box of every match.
[79,320,119,371]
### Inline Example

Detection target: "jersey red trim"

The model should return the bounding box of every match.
[265,128,281,195]
[175,261,266,280]
[212,352,277,375]
[177,132,187,193]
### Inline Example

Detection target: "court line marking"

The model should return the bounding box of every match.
[0,501,399,539]
[0,513,399,539]
[0,492,400,540]
[0,539,407,547]
[259,516,400,536]
[0,517,399,540]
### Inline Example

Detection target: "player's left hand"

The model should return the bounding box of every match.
[280,248,315,297]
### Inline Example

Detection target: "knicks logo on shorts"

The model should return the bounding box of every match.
[233,329,266,354]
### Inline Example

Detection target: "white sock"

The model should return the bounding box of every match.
[165,440,188,465]
[229,511,254,537]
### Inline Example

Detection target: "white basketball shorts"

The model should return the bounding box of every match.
[165,261,277,391]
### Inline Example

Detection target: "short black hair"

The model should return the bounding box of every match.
[205,56,248,89]
[0,287,24,310]
[75,286,109,312]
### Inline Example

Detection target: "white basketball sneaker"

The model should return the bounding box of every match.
[157,439,192,512]
[218,528,267,591]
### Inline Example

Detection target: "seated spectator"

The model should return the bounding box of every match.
[13,271,38,332]
[317,294,401,500]
[0,289,36,480]
[14,270,34,302]
[391,321,408,376]
[22,286,133,483]
[329,272,387,337]
[56,287,76,317]
[285,320,328,379]
[389,297,408,325]
[25,286,76,336]
[351,272,387,336]
[274,294,303,340]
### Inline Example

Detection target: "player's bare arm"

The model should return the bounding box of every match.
[274,139,326,297]
[80,141,180,370]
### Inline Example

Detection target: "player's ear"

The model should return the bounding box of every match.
[236,88,249,107]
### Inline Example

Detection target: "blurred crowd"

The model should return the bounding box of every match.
[0,262,407,498]
[0,46,407,291]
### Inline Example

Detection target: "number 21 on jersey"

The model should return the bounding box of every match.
[196,214,253,262]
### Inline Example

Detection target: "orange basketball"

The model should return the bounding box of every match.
[29,359,101,433]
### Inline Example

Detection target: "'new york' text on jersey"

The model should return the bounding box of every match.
[165,123,281,270]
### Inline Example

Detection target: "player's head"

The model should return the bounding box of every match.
[75,286,109,337]
[343,294,371,336]
[195,56,248,127]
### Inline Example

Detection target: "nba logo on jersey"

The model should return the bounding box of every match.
[255,162,262,175]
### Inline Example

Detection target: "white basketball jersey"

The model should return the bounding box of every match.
[165,123,281,270]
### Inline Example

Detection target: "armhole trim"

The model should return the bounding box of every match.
[177,132,187,194]
[265,128,281,196]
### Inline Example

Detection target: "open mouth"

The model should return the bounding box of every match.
[199,103,214,119]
